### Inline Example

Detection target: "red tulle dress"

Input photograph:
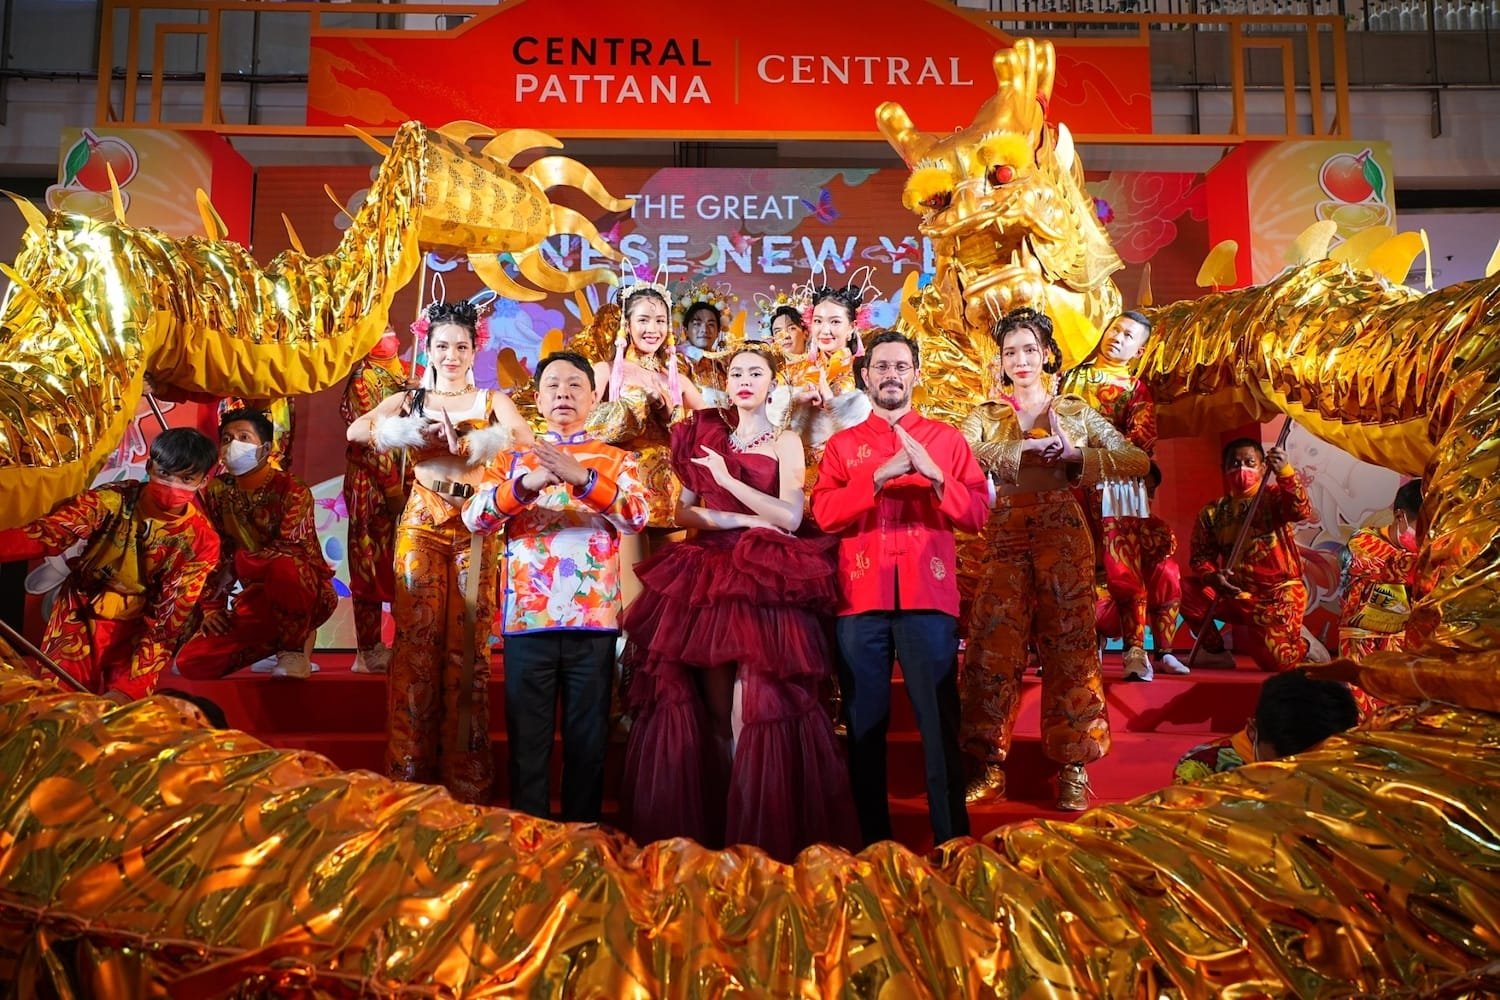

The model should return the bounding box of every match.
[620,411,859,861]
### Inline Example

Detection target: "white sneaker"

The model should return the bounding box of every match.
[1122,646,1153,682]
[1191,648,1239,669]
[351,644,392,674]
[248,655,279,673]
[1156,652,1191,675]
[271,650,313,678]
[1301,627,1332,664]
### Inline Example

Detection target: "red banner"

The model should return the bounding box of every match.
[308,0,1151,139]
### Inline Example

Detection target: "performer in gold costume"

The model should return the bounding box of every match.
[348,300,533,804]
[587,282,712,530]
[960,308,1148,808]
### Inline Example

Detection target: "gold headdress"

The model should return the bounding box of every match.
[672,279,742,350]
[608,264,676,402]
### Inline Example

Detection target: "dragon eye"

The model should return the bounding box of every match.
[922,191,953,211]
[988,164,1017,186]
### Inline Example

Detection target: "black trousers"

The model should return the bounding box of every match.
[835,611,969,846]
[502,629,616,822]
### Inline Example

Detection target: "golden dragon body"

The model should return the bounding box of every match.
[0,55,1497,997]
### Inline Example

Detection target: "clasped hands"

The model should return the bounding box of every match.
[1020,407,1082,466]
[875,425,944,489]
[519,438,591,493]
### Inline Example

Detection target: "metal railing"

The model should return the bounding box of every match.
[90,0,1354,143]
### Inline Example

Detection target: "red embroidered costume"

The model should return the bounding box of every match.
[0,482,219,698]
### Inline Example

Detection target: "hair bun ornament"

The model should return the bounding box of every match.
[753,282,814,336]
[672,280,740,340]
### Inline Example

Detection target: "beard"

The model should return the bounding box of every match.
[873,380,909,411]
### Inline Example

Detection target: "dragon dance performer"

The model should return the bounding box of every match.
[348,300,533,804]
[464,351,648,823]
[0,428,220,699]
[1095,462,1185,674]
[1061,311,1186,682]
[960,308,1148,810]
[339,328,412,674]
[1339,479,1422,659]
[622,342,859,862]
[176,409,337,681]
[1182,438,1324,672]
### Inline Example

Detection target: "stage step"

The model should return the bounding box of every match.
[163,653,1262,852]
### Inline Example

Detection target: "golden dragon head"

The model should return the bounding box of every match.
[878,39,1122,346]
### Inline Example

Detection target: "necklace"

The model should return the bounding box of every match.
[428,386,472,397]
[729,424,777,453]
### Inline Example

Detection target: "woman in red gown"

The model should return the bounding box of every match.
[620,343,859,862]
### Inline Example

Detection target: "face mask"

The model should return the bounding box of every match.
[221,440,264,476]
[144,480,197,509]
[1397,526,1418,550]
[1226,468,1261,496]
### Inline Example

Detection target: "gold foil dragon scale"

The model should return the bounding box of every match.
[0,121,628,527]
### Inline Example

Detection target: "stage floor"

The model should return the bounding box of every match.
[163,651,1267,853]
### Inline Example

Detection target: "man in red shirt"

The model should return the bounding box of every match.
[812,330,989,847]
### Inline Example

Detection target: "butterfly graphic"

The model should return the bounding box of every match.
[600,221,624,246]
[316,494,349,520]
[799,188,840,224]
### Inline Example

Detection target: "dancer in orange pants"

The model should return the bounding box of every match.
[349,299,533,804]
[961,308,1147,810]
[1093,463,1186,676]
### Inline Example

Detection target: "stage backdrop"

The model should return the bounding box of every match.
[251,163,1219,650]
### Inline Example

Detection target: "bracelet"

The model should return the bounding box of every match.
[572,468,598,497]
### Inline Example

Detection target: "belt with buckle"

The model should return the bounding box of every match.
[427,479,475,499]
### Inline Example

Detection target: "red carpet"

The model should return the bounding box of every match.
[165,652,1265,853]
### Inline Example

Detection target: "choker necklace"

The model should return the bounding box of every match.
[429,386,473,397]
[729,424,776,453]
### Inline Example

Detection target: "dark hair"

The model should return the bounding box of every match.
[991,307,1062,384]
[682,301,721,329]
[727,342,781,379]
[621,286,671,361]
[1253,669,1359,758]
[811,285,861,323]
[535,350,595,389]
[218,408,275,445]
[155,688,230,729]
[865,328,919,368]
[1118,310,1153,333]
[1221,437,1265,469]
[622,285,669,319]
[1393,479,1423,516]
[770,305,805,331]
[425,299,479,341]
[149,428,218,478]
[1147,461,1163,490]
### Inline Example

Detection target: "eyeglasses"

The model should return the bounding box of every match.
[869,362,914,375]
